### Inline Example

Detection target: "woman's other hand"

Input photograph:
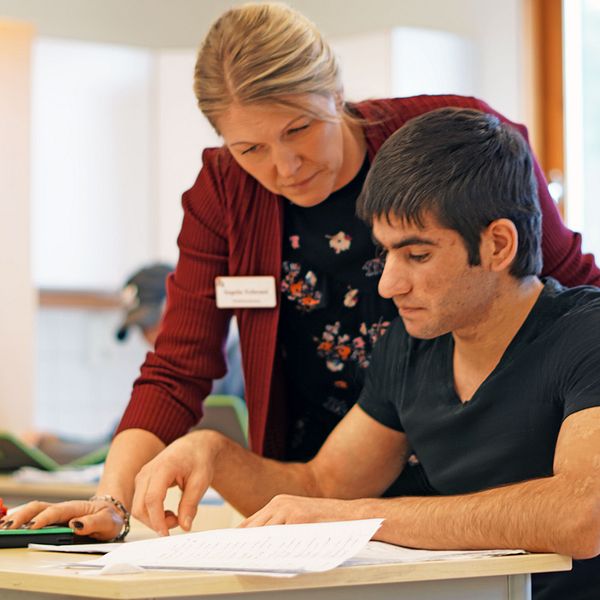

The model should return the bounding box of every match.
[1,499,124,541]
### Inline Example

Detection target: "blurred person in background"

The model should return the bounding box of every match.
[116,263,243,397]
[22,263,244,464]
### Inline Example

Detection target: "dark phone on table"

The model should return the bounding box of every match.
[0,526,74,548]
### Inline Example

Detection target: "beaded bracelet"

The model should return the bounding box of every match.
[90,495,131,542]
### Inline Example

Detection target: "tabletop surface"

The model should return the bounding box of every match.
[0,544,572,600]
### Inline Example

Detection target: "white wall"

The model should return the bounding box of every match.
[324,0,526,123]
[155,50,221,263]
[471,0,525,123]
[331,28,475,103]
[31,38,155,290]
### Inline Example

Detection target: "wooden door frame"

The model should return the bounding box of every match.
[523,0,565,215]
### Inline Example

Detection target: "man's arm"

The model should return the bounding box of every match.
[132,405,409,535]
[244,407,600,560]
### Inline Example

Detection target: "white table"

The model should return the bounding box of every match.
[0,543,571,600]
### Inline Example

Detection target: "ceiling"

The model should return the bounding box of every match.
[0,0,479,48]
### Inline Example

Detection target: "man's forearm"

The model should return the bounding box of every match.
[97,428,166,508]
[352,473,599,559]
[208,431,321,516]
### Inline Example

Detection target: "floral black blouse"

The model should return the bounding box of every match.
[279,157,398,460]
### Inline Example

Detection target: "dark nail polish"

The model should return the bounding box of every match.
[0,519,5,526]
[1,520,13,529]
[21,521,35,530]
[72,521,84,530]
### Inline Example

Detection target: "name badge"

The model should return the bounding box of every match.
[215,276,277,309]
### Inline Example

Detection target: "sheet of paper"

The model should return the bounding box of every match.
[341,540,526,567]
[69,519,383,574]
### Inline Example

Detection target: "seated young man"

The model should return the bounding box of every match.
[11,109,600,599]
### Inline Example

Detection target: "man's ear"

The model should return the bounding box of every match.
[480,218,518,272]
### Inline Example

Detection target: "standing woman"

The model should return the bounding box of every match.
[7,2,599,540]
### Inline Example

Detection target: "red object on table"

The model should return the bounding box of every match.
[0,497,7,517]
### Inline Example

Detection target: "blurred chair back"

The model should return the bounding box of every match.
[195,395,248,447]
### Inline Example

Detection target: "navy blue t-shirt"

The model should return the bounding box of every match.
[359,278,600,600]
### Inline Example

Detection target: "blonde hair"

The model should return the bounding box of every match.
[194,2,344,131]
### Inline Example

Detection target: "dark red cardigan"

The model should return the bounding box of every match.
[116,96,600,457]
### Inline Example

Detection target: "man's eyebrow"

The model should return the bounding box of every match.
[392,237,438,250]
[371,234,438,250]
[229,116,306,147]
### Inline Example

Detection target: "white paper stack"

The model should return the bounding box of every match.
[341,540,525,567]
[68,519,384,576]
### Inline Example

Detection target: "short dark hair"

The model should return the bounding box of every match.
[357,107,542,278]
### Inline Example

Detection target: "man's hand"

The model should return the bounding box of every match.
[131,430,223,536]
[132,407,407,536]
[1,500,124,541]
[239,494,361,527]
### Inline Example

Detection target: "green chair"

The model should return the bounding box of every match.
[197,395,248,447]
